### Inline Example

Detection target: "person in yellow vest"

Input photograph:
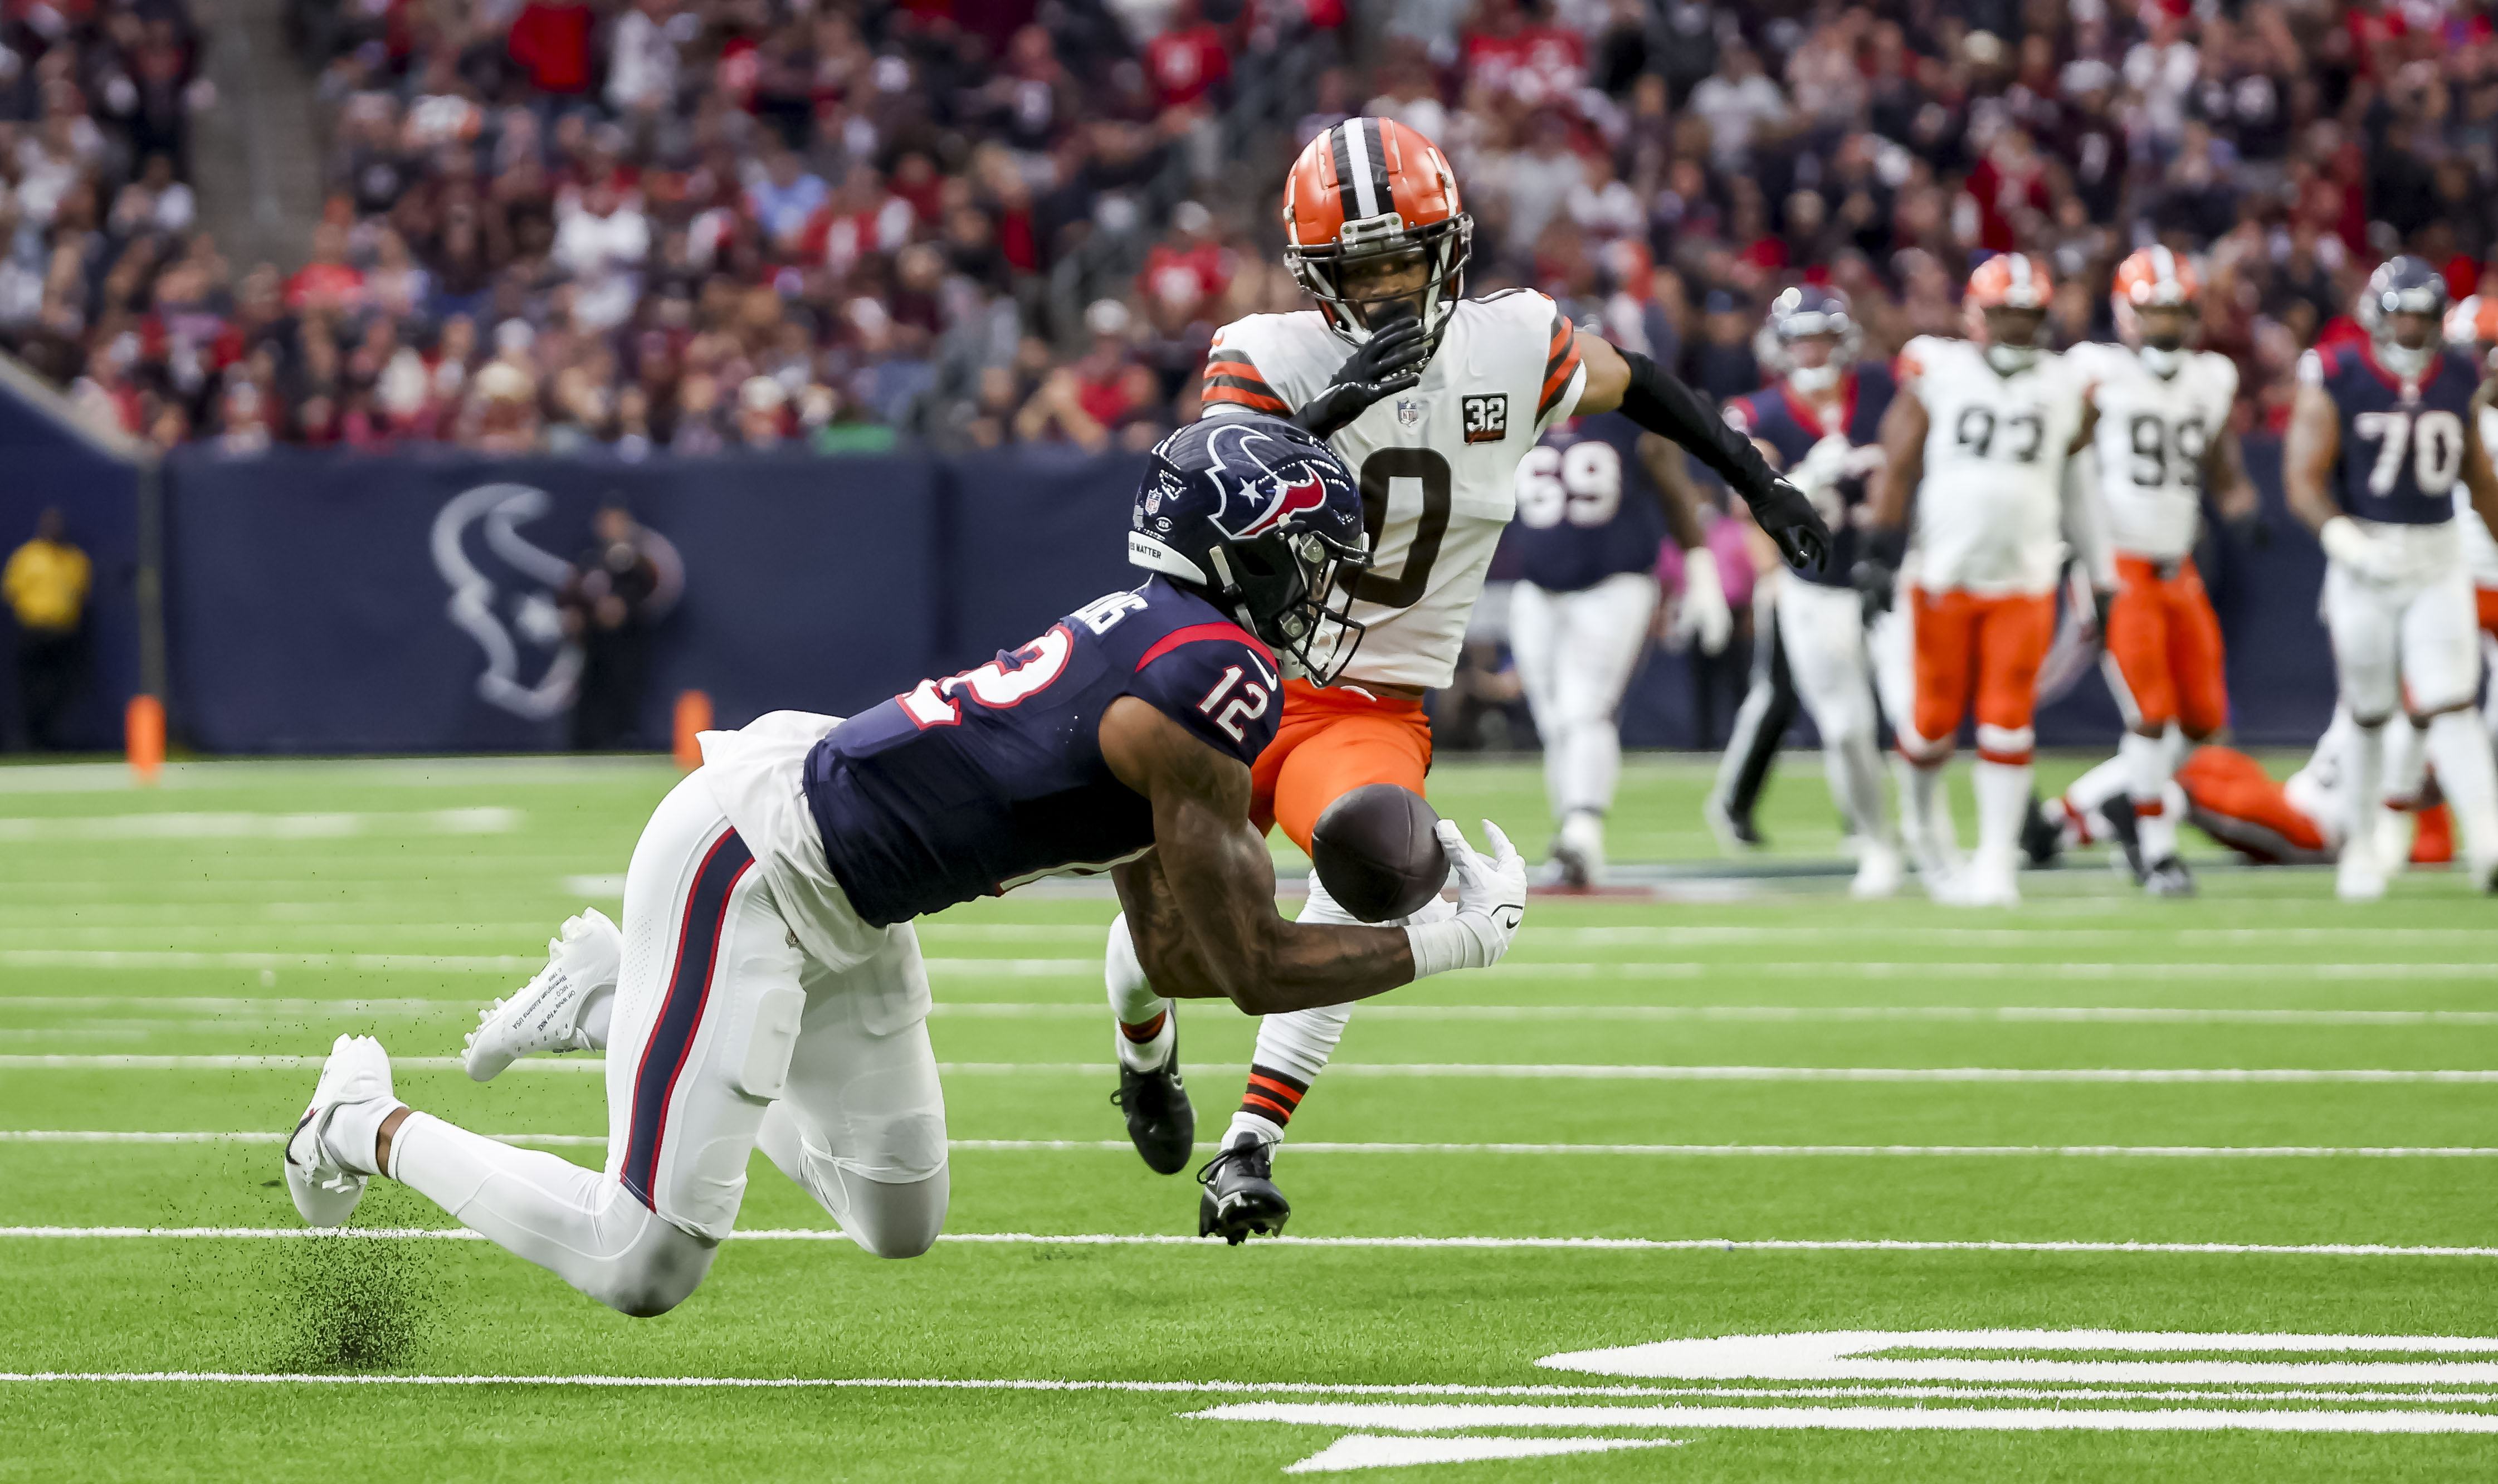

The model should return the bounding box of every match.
[3,508,91,750]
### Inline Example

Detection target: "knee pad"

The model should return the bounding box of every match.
[822,1162,949,1259]
[600,1218,718,1319]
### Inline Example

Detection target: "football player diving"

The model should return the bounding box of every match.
[280,416,1530,1317]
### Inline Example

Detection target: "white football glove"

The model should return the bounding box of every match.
[1789,431,1854,496]
[1672,546,1734,656]
[2320,516,2395,582]
[1404,818,1527,977]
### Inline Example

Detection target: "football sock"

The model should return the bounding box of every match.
[1972,759,2032,876]
[1824,731,1890,847]
[2119,729,2178,862]
[2064,753,2131,823]
[1104,915,1174,1073]
[1897,755,1958,881]
[2346,721,2387,867]
[2424,709,2498,865]
[320,1094,406,1177]
[390,1111,719,1315]
[1222,877,1411,1149]
[580,987,614,1048]
[2381,715,2428,808]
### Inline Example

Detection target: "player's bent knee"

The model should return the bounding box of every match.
[597,1220,719,1319]
[842,1165,950,1259]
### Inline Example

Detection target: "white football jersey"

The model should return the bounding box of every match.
[1202,292,1587,689]
[2464,408,2498,588]
[1901,336,2089,595]
[2070,342,2238,562]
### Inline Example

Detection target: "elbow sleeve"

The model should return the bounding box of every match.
[1616,349,1778,500]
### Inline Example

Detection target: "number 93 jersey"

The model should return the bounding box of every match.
[1900,335,2089,595]
[2302,343,2481,526]
[2067,341,2238,561]
[1201,290,1587,687]
[1507,413,1666,593]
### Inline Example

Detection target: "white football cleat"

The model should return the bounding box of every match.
[283,1034,395,1228]
[465,908,622,1081]
[1850,839,1904,900]
[1950,851,2021,908]
[2335,841,2387,902]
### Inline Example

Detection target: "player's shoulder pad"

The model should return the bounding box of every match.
[1128,619,1283,760]
[1897,335,1956,383]
[2197,348,2241,401]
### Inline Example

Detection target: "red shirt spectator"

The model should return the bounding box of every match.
[509,0,595,96]
[1463,0,1586,108]
[1146,6,1230,111]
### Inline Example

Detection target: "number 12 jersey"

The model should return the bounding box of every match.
[1202,292,1588,687]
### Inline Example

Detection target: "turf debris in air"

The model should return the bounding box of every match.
[262,1226,436,1373]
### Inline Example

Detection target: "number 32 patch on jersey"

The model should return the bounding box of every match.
[1462,393,1509,445]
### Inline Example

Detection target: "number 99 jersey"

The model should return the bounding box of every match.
[1507,413,1666,593]
[2302,343,2480,526]
[1201,290,1587,687]
[2067,341,2238,562]
[1900,335,2089,595]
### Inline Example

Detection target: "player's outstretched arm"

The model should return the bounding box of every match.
[1636,432,1731,655]
[1571,331,1832,572]
[1099,697,1524,1015]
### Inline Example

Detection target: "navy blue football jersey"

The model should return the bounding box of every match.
[1508,414,1670,593]
[2316,345,2480,526]
[1723,364,1896,588]
[803,576,1280,926]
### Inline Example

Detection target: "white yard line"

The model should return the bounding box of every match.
[7,998,2495,1029]
[2,1228,2492,1257]
[0,810,519,840]
[1193,1399,2498,1434]
[7,1055,2495,1082]
[6,1131,2494,1158]
[0,1373,2487,1405]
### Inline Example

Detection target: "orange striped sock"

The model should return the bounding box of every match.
[1237,1064,1309,1128]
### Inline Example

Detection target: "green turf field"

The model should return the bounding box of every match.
[2,753,2494,1481]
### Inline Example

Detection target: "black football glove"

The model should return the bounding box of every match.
[1291,309,1429,440]
[1850,555,1898,624]
[1743,478,1833,574]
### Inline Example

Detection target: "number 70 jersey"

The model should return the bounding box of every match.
[2305,343,2481,526]
[1900,335,2089,597]
[1202,291,1587,688]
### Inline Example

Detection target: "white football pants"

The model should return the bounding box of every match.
[391,772,950,1317]
[1510,572,1658,821]
[1775,577,1891,844]
[2325,558,2484,721]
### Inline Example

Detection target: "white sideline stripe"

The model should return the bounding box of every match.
[10,951,2493,980]
[4,1373,2493,1408]
[4,1228,2494,1257]
[8,1055,2496,1082]
[900,925,2498,949]
[8,1131,2497,1159]
[0,809,520,841]
[1193,1400,2498,1434]
[13,999,2498,1029]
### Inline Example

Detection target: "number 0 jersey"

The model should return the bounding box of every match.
[1507,413,1667,593]
[803,577,1279,926]
[2067,342,2238,562]
[2304,343,2481,526]
[1901,335,2089,596]
[1202,291,1588,688]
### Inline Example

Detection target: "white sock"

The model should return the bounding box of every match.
[582,987,614,1048]
[1897,756,1958,876]
[2425,708,2498,863]
[2065,752,2131,827]
[2348,721,2387,863]
[1973,759,2032,875]
[320,1095,405,1177]
[2119,729,2178,861]
[1104,914,1174,1073]
[1826,731,1891,846]
[2383,716,2428,807]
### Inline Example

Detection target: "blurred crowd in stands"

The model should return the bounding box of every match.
[8,0,2498,455]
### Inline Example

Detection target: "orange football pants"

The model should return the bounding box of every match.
[2107,553,2228,738]
[2479,586,2498,636]
[1249,677,1435,853]
[1904,586,2057,767]
[2175,746,2325,857]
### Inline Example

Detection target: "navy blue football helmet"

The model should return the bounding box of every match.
[2362,255,2450,377]
[1130,414,1372,684]
[1760,285,1860,390]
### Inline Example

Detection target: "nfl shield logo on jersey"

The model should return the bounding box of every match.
[1397,397,1422,427]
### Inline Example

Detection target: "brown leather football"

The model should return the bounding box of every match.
[1310,783,1450,922]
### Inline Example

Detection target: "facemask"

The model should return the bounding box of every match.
[1789,363,1841,392]
[2377,338,2432,378]
[2139,344,2183,377]
[1984,343,2040,374]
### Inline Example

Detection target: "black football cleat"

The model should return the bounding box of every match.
[1197,1138,1290,1244]
[1110,1024,1194,1176]
[2099,797,2149,883]
[2019,793,2064,868]
[2143,855,2197,898]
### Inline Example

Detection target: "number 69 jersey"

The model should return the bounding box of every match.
[802,577,1280,927]
[1900,335,2089,596]
[2303,343,2481,526]
[2066,341,2238,562]
[1507,413,1667,593]
[1202,291,1587,687]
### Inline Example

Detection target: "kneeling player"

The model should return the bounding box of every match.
[280,416,1528,1316]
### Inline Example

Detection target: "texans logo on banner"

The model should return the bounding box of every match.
[430,484,679,721]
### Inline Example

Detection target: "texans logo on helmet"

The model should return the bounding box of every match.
[1199,419,1352,541]
[1230,471,1330,539]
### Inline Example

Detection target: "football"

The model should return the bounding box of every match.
[1310,783,1450,922]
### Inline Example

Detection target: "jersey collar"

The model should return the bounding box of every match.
[1778,370,1857,438]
